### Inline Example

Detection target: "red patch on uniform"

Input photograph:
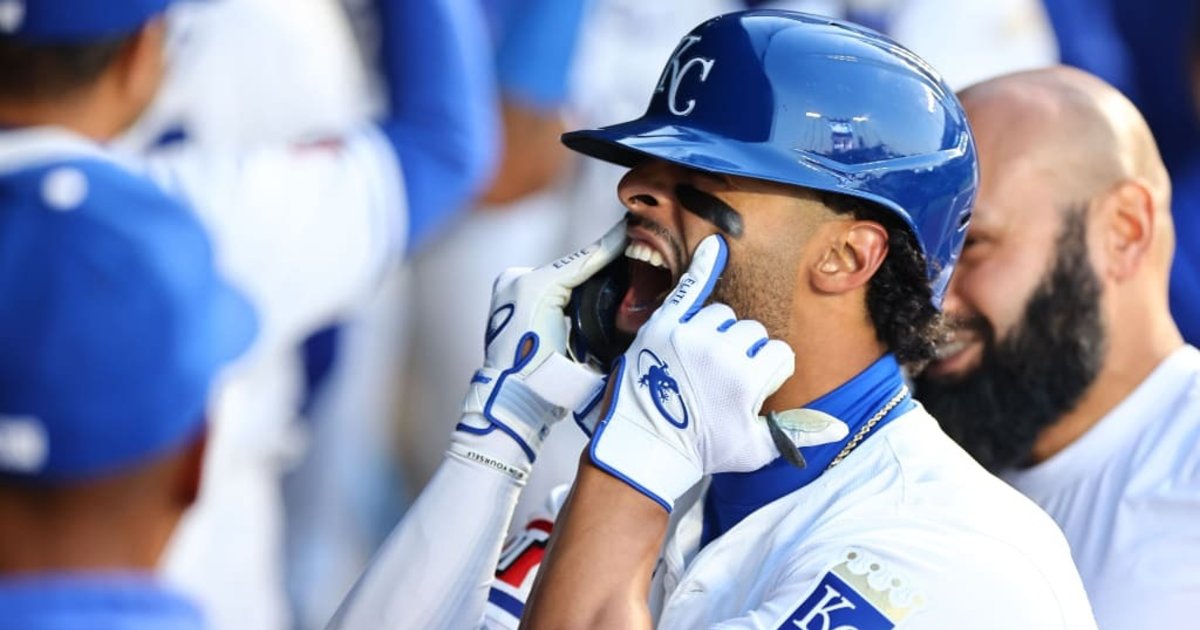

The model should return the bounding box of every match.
[292,137,345,154]
[495,519,553,589]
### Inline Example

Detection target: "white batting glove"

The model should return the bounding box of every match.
[450,222,626,482]
[588,235,795,510]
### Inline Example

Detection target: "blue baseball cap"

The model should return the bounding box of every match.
[0,0,174,43]
[0,157,257,481]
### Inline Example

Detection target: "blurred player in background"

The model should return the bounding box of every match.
[0,143,254,627]
[915,66,1200,629]
[110,1,381,627]
[330,12,1096,629]
[0,0,497,627]
[109,1,384,627]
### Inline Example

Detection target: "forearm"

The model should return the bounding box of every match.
[329,452,523,630]
[329,221,623,629]
[522,457,669,630]
[478,0,587,205]
[478,100,568,206]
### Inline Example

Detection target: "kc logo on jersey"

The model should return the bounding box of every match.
[781,548,923,630]
[655,35,716,117]
[637,349,688,428]
[786,572,892,630]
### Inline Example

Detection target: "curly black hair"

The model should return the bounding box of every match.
[819,191,945,366]
[0,35,131,102]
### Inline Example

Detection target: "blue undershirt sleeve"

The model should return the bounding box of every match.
[1170,162,1200,345]
[1041,0,1135,97]
[375,0,500,253]
[494,0,590,111]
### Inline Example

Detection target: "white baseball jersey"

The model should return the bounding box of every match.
[1003,345,1200,630]
[644,407,1096,629]
[114,0,374,156]
[143,129,402,630]
[142,133,403,358]
[421,407,1098,629]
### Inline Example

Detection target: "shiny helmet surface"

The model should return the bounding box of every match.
[563,10,978,304]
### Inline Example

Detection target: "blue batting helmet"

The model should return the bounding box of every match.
[0,0,175,42]
[562,10,978,305]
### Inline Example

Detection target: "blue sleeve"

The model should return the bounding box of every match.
[375,0,500,253]
[494,0,590,111]
[1170,252,1199,346]
[1170,161,1200,346]
[1041,0,1135,97]
[1109,0,1200,174]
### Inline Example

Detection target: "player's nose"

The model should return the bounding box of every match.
[617,159,682,219]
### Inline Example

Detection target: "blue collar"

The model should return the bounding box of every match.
[0,571,206,630]
[701,354,914,546]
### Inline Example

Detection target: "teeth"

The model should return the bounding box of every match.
[624,242,667,269]
[624,242,652,263]
[935,339,966,360]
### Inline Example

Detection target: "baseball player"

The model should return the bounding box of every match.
[403,0,1062,537]
[331,11,1097,629]
[105,2,379,627]
[915,66,1200,628]
[0,0,496,627]
[0,136,255,627]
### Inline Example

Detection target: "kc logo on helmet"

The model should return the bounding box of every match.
[655,35,716,117]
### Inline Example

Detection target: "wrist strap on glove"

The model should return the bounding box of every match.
[455,349,605,476]
[589,408,701,512]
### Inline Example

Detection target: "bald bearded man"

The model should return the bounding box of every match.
[916,66,1200,628]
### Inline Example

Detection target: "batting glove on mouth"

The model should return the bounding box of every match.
[588,234,796,511]
[450,222,626,482]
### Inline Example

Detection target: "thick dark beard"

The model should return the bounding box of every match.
[914,208,1107,472]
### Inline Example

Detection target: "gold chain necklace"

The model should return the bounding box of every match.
[826,385,910,470]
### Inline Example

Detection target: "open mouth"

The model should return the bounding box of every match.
[935,338,969,361]
[615,240,676,334]
[926,331,983,378]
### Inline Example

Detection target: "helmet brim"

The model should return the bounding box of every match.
[562,118,921,238]
[564,119,754,173]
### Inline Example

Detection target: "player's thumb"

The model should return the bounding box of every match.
[657,233,728,323]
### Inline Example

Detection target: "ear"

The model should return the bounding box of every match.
[173,425,208,509]
[811,221,889,295]
[1098,180,1154,281]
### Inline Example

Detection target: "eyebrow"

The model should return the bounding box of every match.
[675,183,745,238]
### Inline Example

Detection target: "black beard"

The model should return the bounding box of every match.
[914,209,1107,472]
